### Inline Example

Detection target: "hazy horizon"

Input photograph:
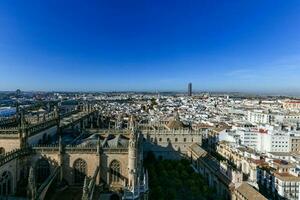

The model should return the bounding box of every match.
[1,88,300,97]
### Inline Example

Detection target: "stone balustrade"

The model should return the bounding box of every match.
[60,109,80,119]
[0,126,19,136]
[144,129,201,135]
[0,117,17,126]
[103,148,128,153]
[0,148,32,167]
[0,117,58,138]
[0,110,95,138]
[27,119,58,136]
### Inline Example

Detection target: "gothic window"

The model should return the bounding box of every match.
[110,160,121,183]
[0,171,12,196]
[36,158,50,184]
[73,158,87,184]
[0,147,5,155]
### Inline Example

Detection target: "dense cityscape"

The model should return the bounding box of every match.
[1,1,300,199]
[1,87,300,199]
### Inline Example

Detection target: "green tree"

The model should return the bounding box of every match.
[144,152,216,200]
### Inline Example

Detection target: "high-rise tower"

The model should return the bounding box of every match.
[188,83,192,96]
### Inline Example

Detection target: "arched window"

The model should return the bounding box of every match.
[0,171,12,196]
[0,147,5,155]
[73,159,87,184]
[36,158,50,184]
[110,160,121,183]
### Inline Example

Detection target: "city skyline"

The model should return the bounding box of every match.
[1,1,300,94]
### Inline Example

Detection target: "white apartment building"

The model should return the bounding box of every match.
[238,129,259,149]
[247,110,273,124]
[238,128,290,153]
[257,160,300,200]
[269,134,290,153]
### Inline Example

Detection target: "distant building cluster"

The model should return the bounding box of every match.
[1,91,300,199]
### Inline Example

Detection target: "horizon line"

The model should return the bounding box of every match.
[1,89,300,97]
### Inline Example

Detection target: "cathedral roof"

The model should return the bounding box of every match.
[102,134,129,148]
[76,133,130,149]
[166,112,186,129]
[79,133,101,147]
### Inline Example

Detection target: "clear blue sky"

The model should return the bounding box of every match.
[1,0,300,93]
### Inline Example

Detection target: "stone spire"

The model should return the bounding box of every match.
[59,132,63,153]
[144,170,149,191]
[129,115,136,131]
[116,114,123,129]
[27,167,36,200]
[96,111,100,128]
[82,176,89,200]
[128,117,138,188]
[54,105,59,119]
[97,135,102,155]
[20,109,26,128]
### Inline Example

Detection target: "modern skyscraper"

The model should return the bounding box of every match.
[188,83,192,96]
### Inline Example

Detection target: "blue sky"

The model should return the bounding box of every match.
[1,0,300,93]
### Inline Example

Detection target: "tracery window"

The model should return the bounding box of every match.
[110,160,121,183]
[73,158,87,184]
[36,158,50,184]
[0,171,12,196]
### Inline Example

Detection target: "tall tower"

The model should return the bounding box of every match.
[188,83,192,97]
[128,116,137,188]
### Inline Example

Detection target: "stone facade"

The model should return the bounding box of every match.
[188,143,243,200]
[0,105,148,200]
[141,113,202,159]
